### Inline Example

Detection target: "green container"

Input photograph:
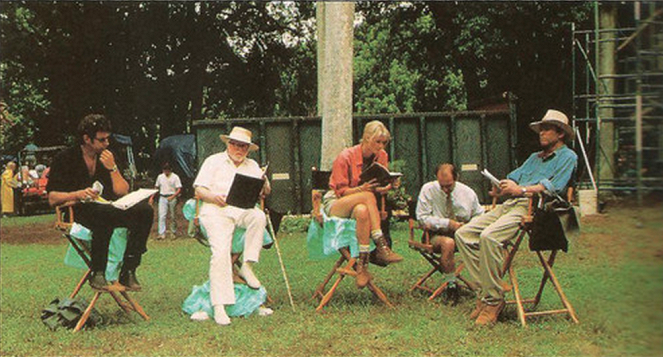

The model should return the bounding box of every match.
[193,108,517,214]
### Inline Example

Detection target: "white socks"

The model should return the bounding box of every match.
[239,261,261,289]
[214,305,231,326]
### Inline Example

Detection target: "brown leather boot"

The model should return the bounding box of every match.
[371,235,404,266]
[355,253,372,289]
[469,299,486,320]
[475,300,505,326]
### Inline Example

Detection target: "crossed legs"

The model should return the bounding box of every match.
[200,207,266,325]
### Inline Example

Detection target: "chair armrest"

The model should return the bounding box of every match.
[54,201,76,231]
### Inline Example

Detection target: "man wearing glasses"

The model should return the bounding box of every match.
[47,114,154,292]
[193,126,270,326]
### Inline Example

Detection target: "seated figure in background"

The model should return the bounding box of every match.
[416,163,484,287]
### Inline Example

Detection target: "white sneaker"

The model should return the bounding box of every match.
[258,306,274,316]
[190,311,210,321]
[239,262,261,289]
[214,305,231,326]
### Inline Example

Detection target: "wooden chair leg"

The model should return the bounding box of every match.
[73,291,101,333]
[531,250,558,308]
[316,274,347,312]
[536,251,579,324]
[411,267,438,292]
[120,291,150,321]
[428,262,465,301]
[70,270,91,299]
[367,280,394,308]
[312,255,346,300]
[109,291,133,314]
[316,258,356,312]
[509,265,527,327]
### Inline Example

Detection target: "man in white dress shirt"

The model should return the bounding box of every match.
[152,162,182,239]
[416,163,484,281]
[193,126,270,326]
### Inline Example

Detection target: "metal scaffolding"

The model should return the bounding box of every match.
[572,1,663,204]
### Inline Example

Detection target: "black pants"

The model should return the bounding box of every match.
[75,201,153,273]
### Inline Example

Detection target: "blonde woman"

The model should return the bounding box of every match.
[323,120,403,288]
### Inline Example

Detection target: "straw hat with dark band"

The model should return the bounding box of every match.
[529,109,574,141]
[220,126,259,151]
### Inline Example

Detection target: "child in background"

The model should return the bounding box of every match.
[150,162,182,239]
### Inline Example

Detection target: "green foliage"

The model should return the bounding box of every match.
[278,215,311,233]
[387,159,411,211]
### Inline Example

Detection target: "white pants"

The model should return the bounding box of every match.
[158,196,177,236]
[199,205,266,306]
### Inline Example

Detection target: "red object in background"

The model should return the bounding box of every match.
[23,167,50,197]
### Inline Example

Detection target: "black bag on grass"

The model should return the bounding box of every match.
[41,297,103,330]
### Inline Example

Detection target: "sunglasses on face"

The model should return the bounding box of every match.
[228,140,250,150]
[94,135,111,143]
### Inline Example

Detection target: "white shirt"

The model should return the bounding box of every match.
[155,172,182,195]
[416,181,484,231]
[193,151,263,214]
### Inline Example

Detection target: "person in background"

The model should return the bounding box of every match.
[1,161,18,217]
[150,162,182,239]
[416,163,484,288]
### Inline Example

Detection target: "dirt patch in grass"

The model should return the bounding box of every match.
[1,220,62,245]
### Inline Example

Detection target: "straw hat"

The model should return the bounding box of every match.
[220,126,259,151]
[529,109,574,141]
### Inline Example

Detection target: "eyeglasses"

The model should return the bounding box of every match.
[94,135,111,143]
[228,140,250,150]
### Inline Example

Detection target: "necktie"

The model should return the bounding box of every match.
[445,192,456,221]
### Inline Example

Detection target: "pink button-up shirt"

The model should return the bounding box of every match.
[329,144,389,197]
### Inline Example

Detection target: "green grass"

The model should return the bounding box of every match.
[0,212,54,227]
[1,205,662,356]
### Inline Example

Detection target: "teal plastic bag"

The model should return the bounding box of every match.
[306,211,373,260]
[63,223,127,281]
[182,280,267,317]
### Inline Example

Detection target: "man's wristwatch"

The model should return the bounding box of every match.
[110,165,118,173]
[521,187,527,196]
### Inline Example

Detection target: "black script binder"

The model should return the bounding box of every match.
[226,173,265,209]
[359,162,402,187]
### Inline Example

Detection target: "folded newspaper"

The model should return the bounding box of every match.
[480,169,502,187]
[95,188,157,210]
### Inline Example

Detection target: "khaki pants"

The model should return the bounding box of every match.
[455,198,529,303]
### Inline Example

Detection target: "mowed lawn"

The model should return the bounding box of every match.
[1,199,662,356]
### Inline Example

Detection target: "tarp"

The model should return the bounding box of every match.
[153,134,196,179]
[112,134,133,146]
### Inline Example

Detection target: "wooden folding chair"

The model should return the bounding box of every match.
[500,189,579,327]
[55,204,149,332]
[407,200,471,300]
[309,168,394,311]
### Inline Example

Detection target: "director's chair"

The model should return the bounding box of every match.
[308,168,394,311]
[407,200,471,301]
[500,189,580,327]
[55,203,149,332]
